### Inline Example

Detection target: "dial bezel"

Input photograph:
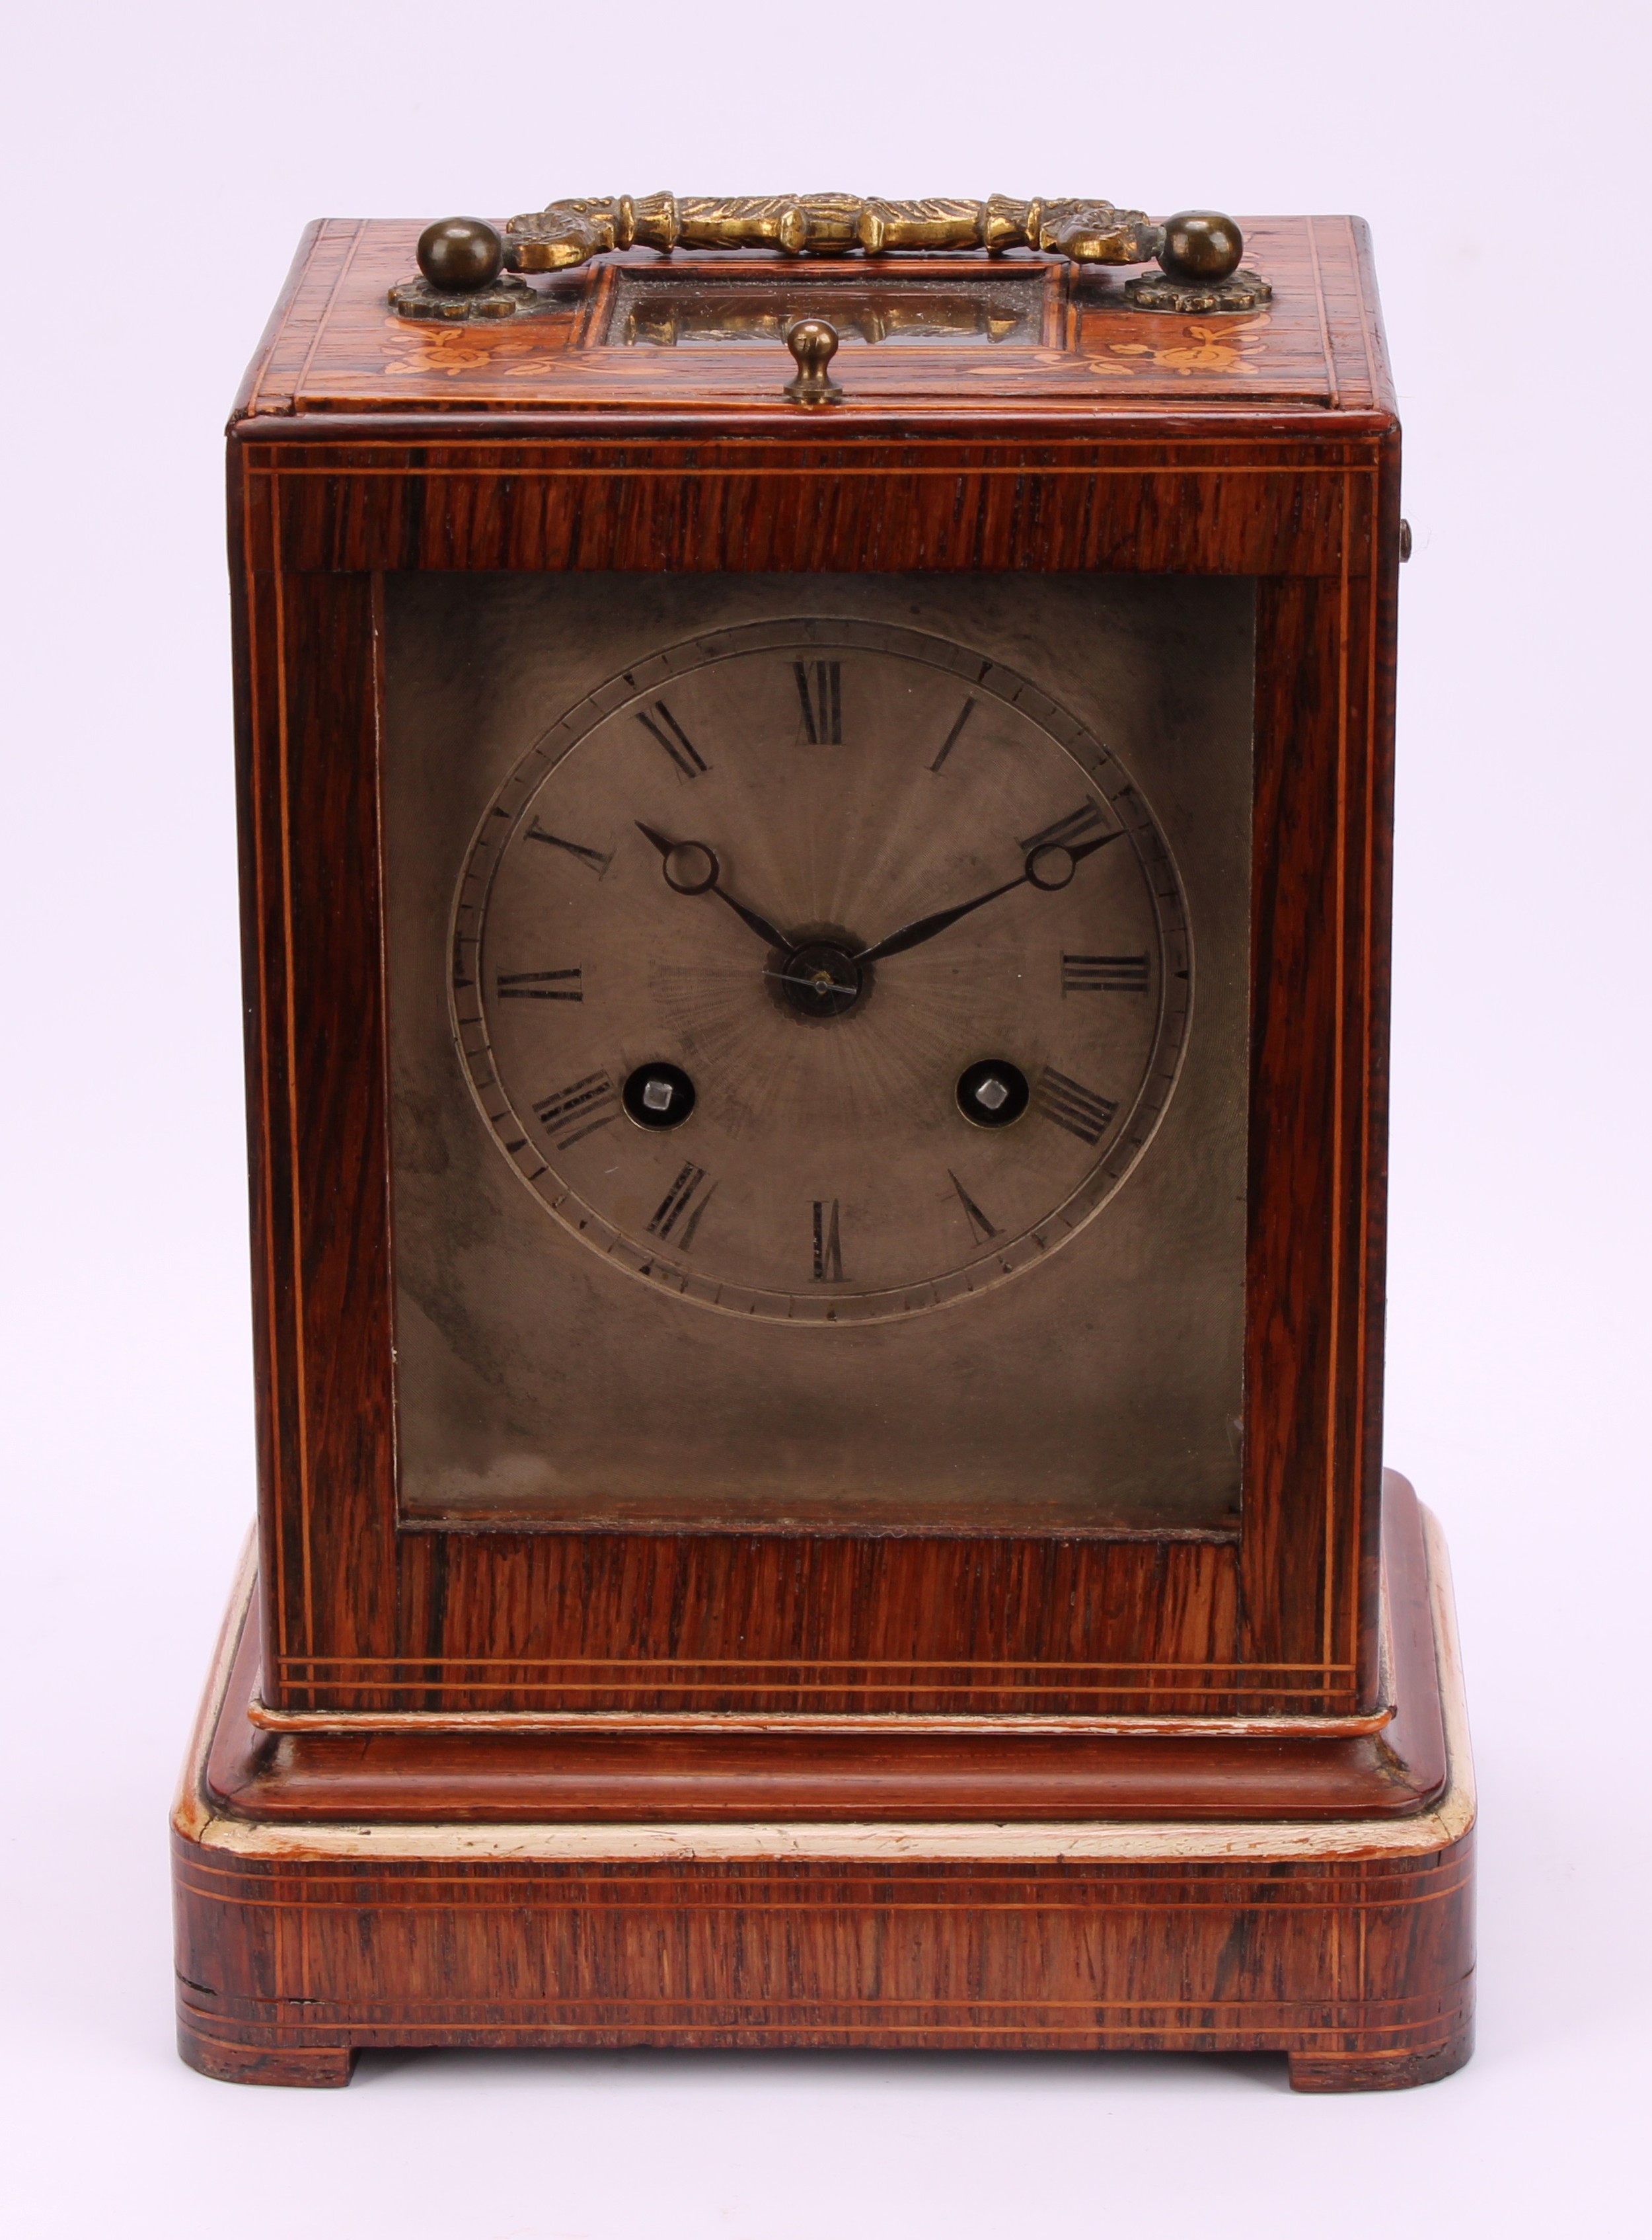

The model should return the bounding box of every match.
[450,615,1193,1325]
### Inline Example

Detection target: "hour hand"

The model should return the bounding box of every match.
[635,823,792,953]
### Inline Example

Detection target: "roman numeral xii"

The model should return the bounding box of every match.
[794,660,843,744]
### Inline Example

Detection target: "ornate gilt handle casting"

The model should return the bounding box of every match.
[506,193,1172,270]
[393,196,1269,323]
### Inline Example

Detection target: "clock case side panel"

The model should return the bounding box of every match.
[231,457,400,1711]
[1244,447,1398,1710]
[230,425,1397,1720]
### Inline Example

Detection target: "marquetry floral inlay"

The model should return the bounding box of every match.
[378,320,554,379]
[1106,317,1269,376]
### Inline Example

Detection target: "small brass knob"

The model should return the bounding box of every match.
[416,216,505,293]
[1157,211,1244,284]
[784,317,843,405]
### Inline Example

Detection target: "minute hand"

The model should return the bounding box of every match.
[854,830,1121,966]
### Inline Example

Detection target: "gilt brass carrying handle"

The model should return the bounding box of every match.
[390,198,1271,328]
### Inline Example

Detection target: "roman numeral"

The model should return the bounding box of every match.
[812,1199,845,1282]
[948,1169,999,1245]
[496,968,583,1001]
[1062,952,1149,995]
[525,820,611,875]
[533,1069,619,1149]
[648,1162,718,1249]
[794,660,843,744]
[635,699,708,778]
[1020,800,1106,852]
[928,696,977,773]
[1035,1066,1118,1145]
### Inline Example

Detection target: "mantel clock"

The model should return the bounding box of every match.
[171,192,1475,2091]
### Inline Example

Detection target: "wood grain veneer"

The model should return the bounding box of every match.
[173,1479,1473,2089]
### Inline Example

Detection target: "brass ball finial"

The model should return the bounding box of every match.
[784,317,844,404]
[416,216,505,293]
[1157,212,1245,284]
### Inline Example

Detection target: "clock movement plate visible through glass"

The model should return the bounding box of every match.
[382,574,1254,1535]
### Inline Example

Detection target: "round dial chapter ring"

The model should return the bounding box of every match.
[450,617,1191,1324]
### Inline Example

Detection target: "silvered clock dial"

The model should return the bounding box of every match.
[451,617,1190,1325]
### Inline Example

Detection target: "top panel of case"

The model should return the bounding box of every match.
[235,215,1394,426]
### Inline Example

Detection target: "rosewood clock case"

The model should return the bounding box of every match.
[232,215,1395,1724]
[171,211,1474,2090]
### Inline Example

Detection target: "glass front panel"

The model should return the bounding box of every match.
[383,573,1254,1533]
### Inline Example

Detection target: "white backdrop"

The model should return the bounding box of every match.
[3,4,1649,2233]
